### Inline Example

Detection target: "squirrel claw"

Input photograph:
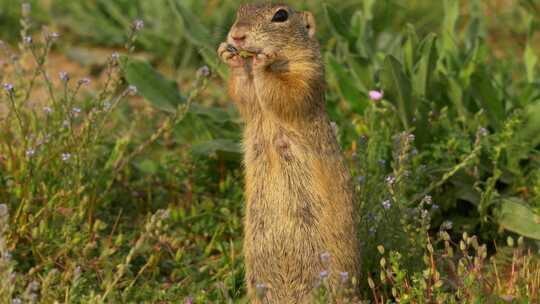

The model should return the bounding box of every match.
[218,42,243,68]
[253,48,278,68]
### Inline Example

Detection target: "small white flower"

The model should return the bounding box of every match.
[320,252,331,263]
[339,271,349,282]
[43,106,53,114]
[319,270,329,279]
[127,85,138,95]
[23,36,32,44]
[61,153,71,161]
[49,32,60,40]
[382,200,391,210]
[3,83,14,93]
[25,148,35,157]
[133,19,144,31]
[441,220,453,230]
[59,71,69,82]
[72,107,81,116]
[385,175,396,185]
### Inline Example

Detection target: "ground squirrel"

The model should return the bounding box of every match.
[218,2,360,302]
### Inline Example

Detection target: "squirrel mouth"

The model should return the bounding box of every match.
[226,44,260,58]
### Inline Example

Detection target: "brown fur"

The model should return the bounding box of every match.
[218,2,360,303]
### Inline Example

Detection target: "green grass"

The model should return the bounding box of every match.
[1,1,540,303]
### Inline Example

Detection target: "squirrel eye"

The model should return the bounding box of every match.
[271,9,288,22]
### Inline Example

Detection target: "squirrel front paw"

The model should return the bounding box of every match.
[218,42,243,68]
[253,47,278,69]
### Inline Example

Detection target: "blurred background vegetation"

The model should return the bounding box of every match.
[0,0,540,302]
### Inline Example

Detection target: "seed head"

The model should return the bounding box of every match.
[196,65,211,78]
[0,204,8,218]
[78,78,90,86]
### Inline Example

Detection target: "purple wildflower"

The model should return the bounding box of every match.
[368,90,384,101]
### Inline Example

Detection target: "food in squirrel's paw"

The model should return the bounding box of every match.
[226,44,257,58]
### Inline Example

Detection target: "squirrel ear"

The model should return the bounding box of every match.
[302,11,316,38]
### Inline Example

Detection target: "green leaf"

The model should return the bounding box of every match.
[323,4,352,42]
[441,0,459,56]
[346,56,374,92]
[381,55,414,129]
[326,53,368,114]
[517,101,540,147]
[499,199,540,240]
[190,104,238,124]
[168,0,214,50]
[524,16,538,83]
[191,139,242,160]
[403,24,419,75]
[471,67,504,130]
[413,33,438,99]
[134,159,159,174]
[120,56,184,113]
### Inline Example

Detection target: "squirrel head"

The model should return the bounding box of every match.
[227,3,317,54]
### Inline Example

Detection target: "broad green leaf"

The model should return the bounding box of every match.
[169,0,214,50]
[471,67,504,130]
[134,159,159,174]
[120,57,184,113]
[447,77,469,119]
[326,53,368,114]
[499,199,540,240]
[403,24,419,76]
[517,101,540,148]
[524,16,538,83]
[413,33,438,99]
[381,55,414,129]
[190,104,237,124]
[441,0,459,56]
[323,4,352,42]
[346,56,374,92]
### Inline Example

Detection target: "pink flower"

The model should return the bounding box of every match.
[368,90,383,101]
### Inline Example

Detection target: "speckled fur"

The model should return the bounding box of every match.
[218,2,360,303]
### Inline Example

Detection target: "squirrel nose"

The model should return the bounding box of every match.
[230,28,247,45]
[232,33,246,43]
